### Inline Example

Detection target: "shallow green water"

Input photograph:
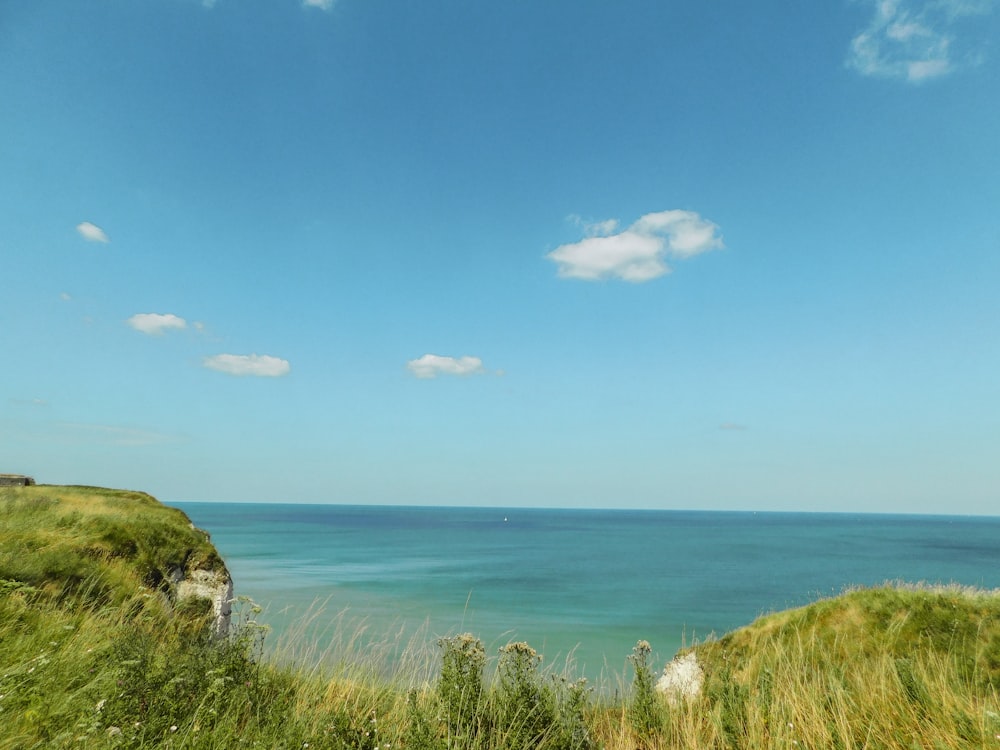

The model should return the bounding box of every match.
[175,503,1000,683]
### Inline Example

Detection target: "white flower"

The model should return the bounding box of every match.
[170,725,178,732]
[96,699,107,712]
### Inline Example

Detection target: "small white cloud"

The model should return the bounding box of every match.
[60,292,72,301]
[303,0,334,9]
[407,354,486,379]
[204,353,291,377]
[847,0,996,82]
[548,209,723,282]
[127,313,188,336]
[76,221,109,243]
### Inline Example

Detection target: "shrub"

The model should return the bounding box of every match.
[495,641,555,748]
[627,640,663,740]
[436,633,486,742]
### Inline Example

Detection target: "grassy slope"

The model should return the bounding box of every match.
[672,585,1000,749]
[2,486,998,749]
[0,485,225,606]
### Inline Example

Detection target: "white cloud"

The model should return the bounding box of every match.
[303,0,334,9]
[204,353,291,377]
[547,209,723,282]
[847,0,997,82]
[76,221,109,243]
[60,292,72,301]
[407,354,486,379]
[127,313,188,336]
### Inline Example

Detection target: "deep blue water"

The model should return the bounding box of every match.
[173,503,1000,681]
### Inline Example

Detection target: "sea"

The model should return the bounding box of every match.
[173,503,1000,684]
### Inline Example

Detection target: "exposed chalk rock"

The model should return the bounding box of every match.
[176,568,234,638]
[655,651,703,704]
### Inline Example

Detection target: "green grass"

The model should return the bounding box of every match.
[2,485,999,749]
[0,485,224,606]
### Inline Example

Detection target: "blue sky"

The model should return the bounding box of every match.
[2,0,998,513]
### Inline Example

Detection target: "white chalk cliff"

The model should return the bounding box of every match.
[174,566,234,637]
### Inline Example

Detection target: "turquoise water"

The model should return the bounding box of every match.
[174,503,1000,681]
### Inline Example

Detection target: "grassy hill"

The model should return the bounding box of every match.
[0,485,225,607]
[670,585,1000,748]
[2,485,998,749]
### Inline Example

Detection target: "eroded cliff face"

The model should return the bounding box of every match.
[173,566,234,638]
[163,519,234,638]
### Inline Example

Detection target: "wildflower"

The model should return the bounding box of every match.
[96,699,107,713]
[107,727,122,737]
[501,641,539,658]
[170,725,178,733]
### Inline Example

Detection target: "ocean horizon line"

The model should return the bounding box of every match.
[170,499,1000,521]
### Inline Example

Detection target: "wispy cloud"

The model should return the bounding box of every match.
[202,0,333,9]
[8,397,49,407]
[720,422,748,431]
[57,422,179,447]
[76,221,109,243]
[407,354,486,379]
[847,0,997,82]
[547,210,723,282]
[127,313,188,336]
[204,353,291,377]
[567,214,621,237]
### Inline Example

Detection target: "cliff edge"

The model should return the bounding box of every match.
[0,484,233,636]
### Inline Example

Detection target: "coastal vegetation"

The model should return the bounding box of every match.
[2,485,999,749]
